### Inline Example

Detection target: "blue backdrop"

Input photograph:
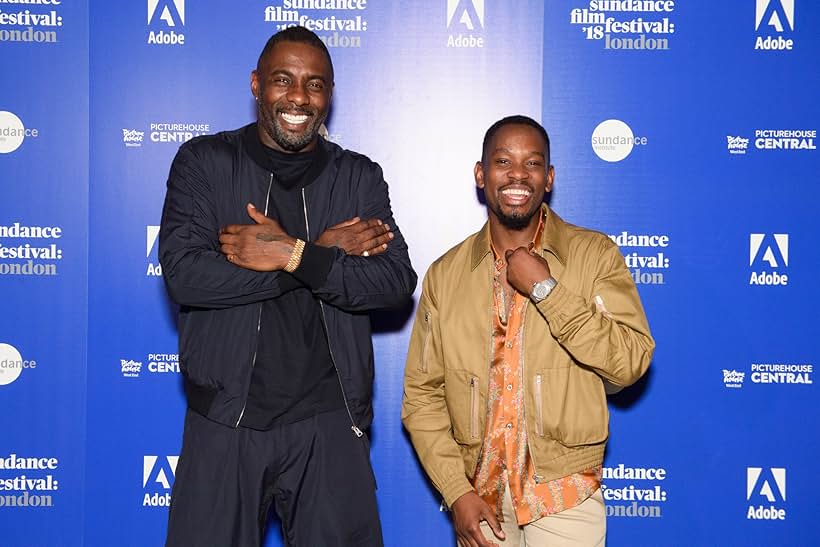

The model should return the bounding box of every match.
[1,1,818,545]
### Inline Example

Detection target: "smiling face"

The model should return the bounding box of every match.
[251,40,333,153]
[475,123,554,231]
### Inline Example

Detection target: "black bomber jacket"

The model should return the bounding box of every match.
[159,124,417,431]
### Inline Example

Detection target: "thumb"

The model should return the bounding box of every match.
[247,203,273,225]
[483,506,505,540]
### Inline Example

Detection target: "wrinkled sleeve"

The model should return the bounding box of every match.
[402,270,474,507]
[536,239,655,388]
[159,143,301,309]
[313,162,417,311]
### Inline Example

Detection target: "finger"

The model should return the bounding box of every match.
[221,224,243,235]
[218,233,239,245]
[467,527,494,547]
[329,217,361,229]
[355,227,392,249]
[358,224,392,242]
[246,203,273,225]
[364,243,388,257]
[357,218,385,232]
[482,507,505,541]
[459,530,480,547]
[227,253,248,268]
[220,243,238,257]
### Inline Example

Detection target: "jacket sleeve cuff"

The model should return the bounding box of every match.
[441,475,476,509]
[535,281,574,327]
[290,242,336,290]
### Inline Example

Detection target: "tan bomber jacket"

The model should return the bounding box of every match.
[402,205,655,508]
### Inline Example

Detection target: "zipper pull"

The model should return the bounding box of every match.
[351,425,364,438]
[425,311,430,323]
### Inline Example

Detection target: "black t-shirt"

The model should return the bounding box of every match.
[239,129,344,430]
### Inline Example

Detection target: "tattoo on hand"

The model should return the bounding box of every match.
[255,232,276,242]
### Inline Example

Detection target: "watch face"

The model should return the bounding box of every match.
[532,279,556,302]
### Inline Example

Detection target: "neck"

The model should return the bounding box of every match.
[488,211,541,254]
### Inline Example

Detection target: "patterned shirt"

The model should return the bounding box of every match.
[472,213,601,525]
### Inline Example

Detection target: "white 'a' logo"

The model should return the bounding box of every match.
[749,233,788,268]
[148,0,185,27]
[147,226,160,257]
[447,0,484,31]
[747,467,786,502]
[143,455,179,489]
[755,0,794,32]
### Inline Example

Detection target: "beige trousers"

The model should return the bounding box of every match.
[476,486,606,546]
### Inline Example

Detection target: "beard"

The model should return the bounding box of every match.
[496,208,537,230]
[258,102,327,152]
[490,186,543,231]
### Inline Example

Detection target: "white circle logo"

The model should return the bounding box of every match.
[0,343,24,386]
[591,119,638,162]
[0,111,26,154]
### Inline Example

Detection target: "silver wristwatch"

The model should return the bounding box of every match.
[530,277,557,303]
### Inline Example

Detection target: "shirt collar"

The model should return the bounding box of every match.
[471,204,569,271]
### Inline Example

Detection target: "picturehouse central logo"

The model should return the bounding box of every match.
[147,0,186,45]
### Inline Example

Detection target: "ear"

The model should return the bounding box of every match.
[251,70,260,100]
[544,165,555,193]
[474,161,485,189]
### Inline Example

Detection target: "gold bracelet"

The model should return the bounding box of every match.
[284,239,306,273]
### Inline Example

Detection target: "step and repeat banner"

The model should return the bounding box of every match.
[1,1,817,546]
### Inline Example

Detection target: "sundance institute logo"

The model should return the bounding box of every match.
[0,343,37,386]
[0,111,39,154]
[591,120,646,162]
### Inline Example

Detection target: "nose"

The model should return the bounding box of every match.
[286,82,309,107]
[508,161,529,181]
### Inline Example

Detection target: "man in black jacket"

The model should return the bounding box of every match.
[159,26,416,547]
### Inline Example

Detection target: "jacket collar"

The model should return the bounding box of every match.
[242,122,330,176]
[470,204,569,270]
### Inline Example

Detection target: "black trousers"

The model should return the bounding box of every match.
[165,408,384,547]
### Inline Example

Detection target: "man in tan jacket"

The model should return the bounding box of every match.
[402,115,654,547]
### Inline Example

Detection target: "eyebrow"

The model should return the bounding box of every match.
[268,69,328,83]
[492,147,545,158]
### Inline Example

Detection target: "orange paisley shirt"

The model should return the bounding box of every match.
[473,215,601,525]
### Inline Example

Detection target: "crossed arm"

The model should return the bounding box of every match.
[159,145,415,310]
[218,203,393,271]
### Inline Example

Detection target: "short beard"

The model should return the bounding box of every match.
[491,197,542,231]
[497,211,534,231]
[258,104,326,152]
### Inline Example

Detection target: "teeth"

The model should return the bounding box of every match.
[281,113,309,124]
[502,188,531,196]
